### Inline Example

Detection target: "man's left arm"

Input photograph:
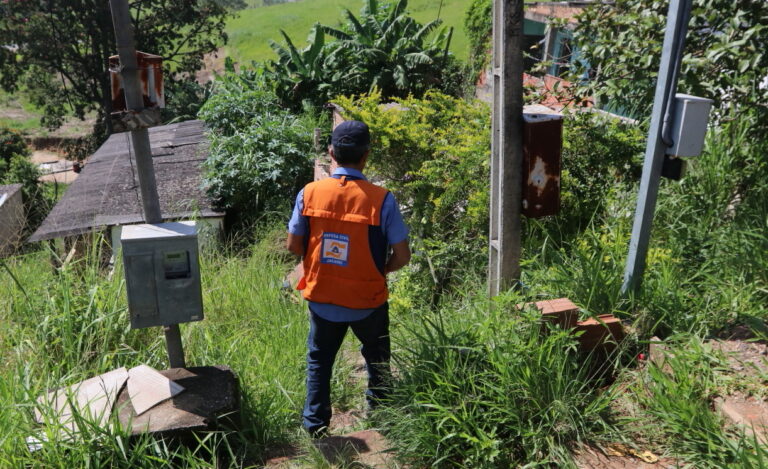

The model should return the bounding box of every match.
[381,192,410,273]
[287,189,308,257]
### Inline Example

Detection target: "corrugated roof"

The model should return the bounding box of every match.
[0,183,23,199]
[29,120,223,243]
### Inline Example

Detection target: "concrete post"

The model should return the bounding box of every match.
[109,0,185,368]
[489,0,525,296]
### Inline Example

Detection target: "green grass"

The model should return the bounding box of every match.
[0,88,44,132]
[225,0,473,64]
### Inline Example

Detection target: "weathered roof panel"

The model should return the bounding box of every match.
[29,120,223,243]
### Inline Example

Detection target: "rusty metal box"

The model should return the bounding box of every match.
[522,108,563,218]
[109,51,165,112]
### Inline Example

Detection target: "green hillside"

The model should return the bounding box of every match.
[225,0,473,65]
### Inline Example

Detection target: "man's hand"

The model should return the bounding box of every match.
[286,233,305,257]
[385,240,411,274]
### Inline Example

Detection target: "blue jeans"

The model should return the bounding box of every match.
[302,302,391,433]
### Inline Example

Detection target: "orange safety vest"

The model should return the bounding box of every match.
[297,176,389,309]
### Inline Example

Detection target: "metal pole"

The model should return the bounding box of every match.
[489,0,524,295]
[109,0,186,368]
[621,0,692,294]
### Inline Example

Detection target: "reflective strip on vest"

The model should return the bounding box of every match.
[299,177,389,309]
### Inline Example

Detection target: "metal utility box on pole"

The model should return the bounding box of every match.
[109,0,186,368]
[621,0,693,294]
[489,0,525,296]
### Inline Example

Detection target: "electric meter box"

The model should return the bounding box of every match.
[121,221,203,329]
[666,93,713,158]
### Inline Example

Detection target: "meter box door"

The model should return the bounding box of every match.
[522,109,563,218]
[121,221,203,329]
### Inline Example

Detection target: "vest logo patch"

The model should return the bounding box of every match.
[321,232,349,266]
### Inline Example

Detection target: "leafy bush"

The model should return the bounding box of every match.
[572,0,768,124]
[199,66,316,227]
[0,126,29,171]
[1,154,52,235]
[464,0,491,74]
[267,0,459,110]
[334,90,490,302]
[559,111,644,229]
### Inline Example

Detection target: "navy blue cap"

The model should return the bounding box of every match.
[331,120,370,148]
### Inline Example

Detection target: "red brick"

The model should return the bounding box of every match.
[517,297,579,329]
[575,314,624,352]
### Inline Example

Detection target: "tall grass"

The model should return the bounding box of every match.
[0,233,311,466]
[379,291,617,467]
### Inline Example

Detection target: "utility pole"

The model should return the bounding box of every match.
[622,0,693,294]
[109,0,186,368]
[489,0,525,295]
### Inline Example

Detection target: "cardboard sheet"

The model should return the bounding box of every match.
[127,365,185,415]
[35,367,129,431]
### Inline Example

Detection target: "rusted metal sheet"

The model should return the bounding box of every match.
[109,51,164,112]
[522,109,563,218]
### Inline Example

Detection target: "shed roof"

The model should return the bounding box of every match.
[29,120,223,242]
[0,183,23,201]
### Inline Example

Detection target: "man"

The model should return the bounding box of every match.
[286,120,411,437]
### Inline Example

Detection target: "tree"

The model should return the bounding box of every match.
[571,0,767,123]
[267,0,456,109]
[0,0,244,136]
[322,0,453,98]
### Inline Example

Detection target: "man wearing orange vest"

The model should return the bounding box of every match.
[287,120,411,436]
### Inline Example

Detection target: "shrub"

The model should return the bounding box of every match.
[334,90,491,302]
[559,111,644,230]
[267,0,459,110]
[1,154,52,235]
[0,126,29,173]
[199,66,316,228]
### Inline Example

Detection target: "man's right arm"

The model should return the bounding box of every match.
[287,189,307,257]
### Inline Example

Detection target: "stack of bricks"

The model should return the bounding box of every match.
[519,298,624,353]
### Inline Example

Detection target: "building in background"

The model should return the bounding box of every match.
[0,183,24,257]
[28,120,224,259]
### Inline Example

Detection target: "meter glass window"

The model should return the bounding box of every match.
[163,250,191,279]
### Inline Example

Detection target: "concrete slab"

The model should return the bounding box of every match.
[116,365,239,437]
[715,394,768,444]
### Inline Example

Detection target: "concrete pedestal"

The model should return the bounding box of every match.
[116,365,239,437]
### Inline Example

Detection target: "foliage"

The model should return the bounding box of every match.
[559,111,644,229]
[199,65,316,227]
[0,0,244,136]
[335,90,490,302]
[464,0,491,73]
[572,0,768,123]
[0,126,28,169]
[620,336,768,466]
[226,0,473,65]
[1,154,54,236]
[0,233,309,466]
[381,297,615,467]
[267,0,458,109]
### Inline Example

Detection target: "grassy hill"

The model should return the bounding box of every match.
[225,0,473,65]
